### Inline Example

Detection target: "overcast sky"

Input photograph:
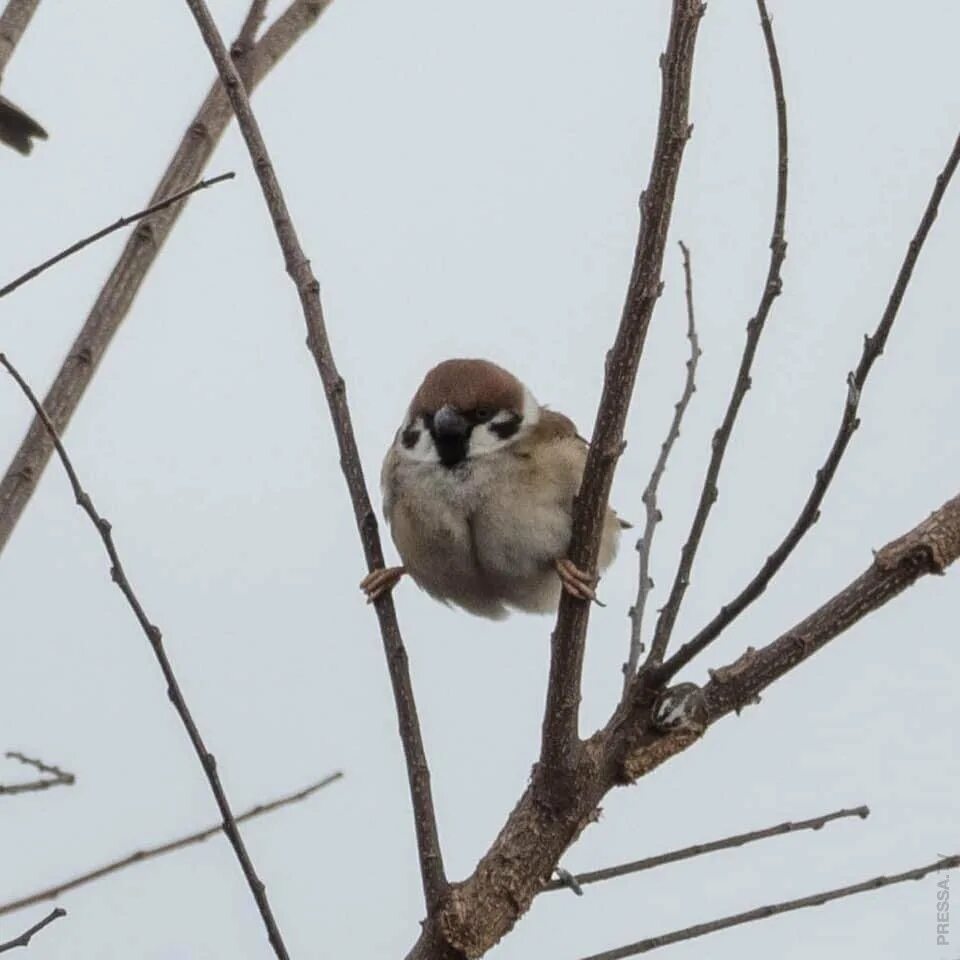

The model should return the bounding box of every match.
[1,2,958,958]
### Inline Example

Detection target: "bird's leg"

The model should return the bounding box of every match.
[359,566,406,603]
[554,558,605,607]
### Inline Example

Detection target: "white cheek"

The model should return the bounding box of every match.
[467,425,508,457]
[394,421,439,463]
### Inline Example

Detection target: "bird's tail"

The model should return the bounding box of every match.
[0,94,47,155]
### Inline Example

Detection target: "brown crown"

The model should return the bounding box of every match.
[410,359,525,416]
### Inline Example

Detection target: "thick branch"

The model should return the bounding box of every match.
[624,241,701,689]
[0,908,64,955]
[0,751,74,796]
[578,854,960,959]
[0,353,294,960]
[0,771,342,918]
[540,0,705,789]
[0,0,40,75]
[414,487,959,960]
[645,0,788,670]
[543,805,867,893]
[660,127,960,682]
[180,0,447,917]
[0,0,331,556]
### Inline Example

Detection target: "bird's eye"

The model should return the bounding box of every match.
[473,407,495,423]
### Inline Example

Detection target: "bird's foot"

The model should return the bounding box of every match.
[360,565,406,603]
[554,558,605,607]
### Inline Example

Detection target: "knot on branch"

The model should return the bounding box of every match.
[651,682,708,735]
[707,646,759,684]
[874,497,960,575]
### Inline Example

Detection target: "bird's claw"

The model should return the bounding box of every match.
[555,558,605,606]
[359,566,406,603]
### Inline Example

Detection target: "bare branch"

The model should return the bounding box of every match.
[544,805,868,894]
[0,172,235,300]
[0,908,65,955]
[0,771,343,918]
[0,0,40,75]
[615,489,960,784]
[659,126,960,683]
[0,1,46,154]
[0,751,75,795]
[577,854,960,960]
[540,0,705,790]
[180,0,448,917]
[624,241,701,688]
[0,0,332,556]
[0,353,294,960]
[644,0,788,670]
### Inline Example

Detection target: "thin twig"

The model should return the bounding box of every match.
[0,0,331,557]
[0,751,75,795]
[0,353,293,960]
[0,908,65,955]
[539,0,705,791]
[544,805,868,894]
[0,173,235,300]
[644,0,788,671]
[0,771,343,918]
[623,241,701,690]
[180,0,448,917]
[659,126,960,683]
[577,854,960,959]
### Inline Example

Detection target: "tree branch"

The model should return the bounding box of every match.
[0,751,74,796]
[577,854,960,959]
[544,805,867,894]
[659,125,960,683]
[540,0,705,791]
[0,0,40,76]
[624,241,701,689]
[0,353,294,960]
[0,0,331,556]
[0,1,46,153]
[180,0,448,917]
[644,0,788,671]
[0,172,235,300]
[0,771,343,918]
[614,489,960,785]
[0,908,65,955]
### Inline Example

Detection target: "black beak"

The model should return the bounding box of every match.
[431,405,470,467]
[433,405,469,438]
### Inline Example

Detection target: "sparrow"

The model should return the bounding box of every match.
[0,94,47,155]
[360,358,626,619]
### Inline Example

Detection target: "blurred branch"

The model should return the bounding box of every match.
[0,751,74,796]
[180,0,448,919]
[0,0,332,556]
[624,241,701,689]
[544,805,868,894]
[0,771,343,918]
[0,1,46,154]
[659,123,960,683]
[0,352,294,960]
[577,854,960,959]
[0,908,65,955]
[644,0,788,671]
[0,172,235,300]
[0,0,40,75]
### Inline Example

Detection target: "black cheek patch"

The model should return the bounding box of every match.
[401,428,420,449]
[490,415,521,440]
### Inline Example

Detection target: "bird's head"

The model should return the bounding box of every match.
[395,359,540,468]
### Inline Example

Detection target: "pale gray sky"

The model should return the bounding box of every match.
[1,2,958,958]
